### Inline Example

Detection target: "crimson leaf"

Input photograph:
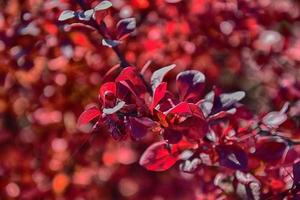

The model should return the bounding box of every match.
[139,140,195,171]
[176,70,205,101]
[216,144,248,170]
[152,82,167,111]
[293,161,300,186]
[77,107,101,126]
[254,139,287,162]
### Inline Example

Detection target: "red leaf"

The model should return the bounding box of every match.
[163,128,183,144]
[93,1,112,24]
[139,140,195,171]
[166,102,205,119]
[116,18,136,40]
[129,117,155,140]
[176,70,205,101]
[254,139,287,162]
[216,144,248,170]
[116,67,147,96]
[208,108,236,121]
[151,82,167,111]
[77,107,101,126]
[99,82,116,101]
[293,161,300,186]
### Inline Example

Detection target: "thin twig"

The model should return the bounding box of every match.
[75,0,129,68]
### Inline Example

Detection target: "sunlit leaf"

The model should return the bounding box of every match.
[220,91,245,108]
[151,64,176,91]
[103,101,125,114]
[77,107,101,126]
[166,102,205,119]
[152,82,167,110]
[116,67,147,96]
[262,102,289,128]
[58,10,75,21]
[94,1,112,11]
[139,140,195,171]
[77,9,94,21]
[99,82,116,101]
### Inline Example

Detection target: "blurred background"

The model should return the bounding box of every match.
[0,0,300,199]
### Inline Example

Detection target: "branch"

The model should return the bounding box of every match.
[75,0,129,68]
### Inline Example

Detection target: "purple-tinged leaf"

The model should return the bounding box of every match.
[129,117,155,140]
[176,70,205,101]
[103,100,125,114]
[293,161,300,185]
[116,18,136,39]
[216,144,248,170]
[94,1,112,11]
[151,64,176,91]
[77,107,101,126]
[58,10,75,21]
[163,128,183,144]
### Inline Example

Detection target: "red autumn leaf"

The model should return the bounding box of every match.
[254,139,287,162]
[151,82,167,111]
[163,128,183,144]
[129,117,155,140]
[116,67,147,96]
[139,140,195,171]
[293,160,300,186]
[93,1,112,24]
[176,70,205,101]
[216,144,248,170]
[77,107,101,126]
[99,82,116,101]
[208,108,237,122]
[154,109,169,127]
[166,102,205,119]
